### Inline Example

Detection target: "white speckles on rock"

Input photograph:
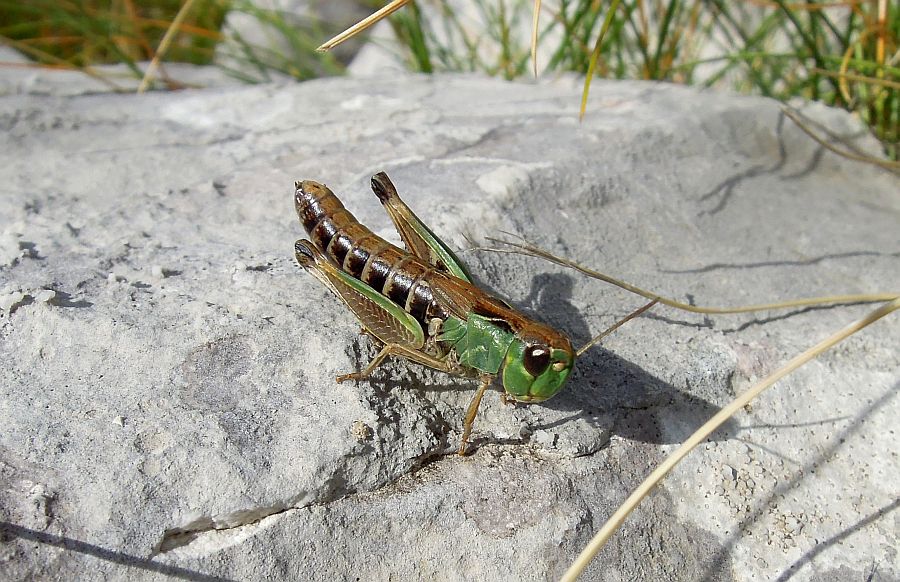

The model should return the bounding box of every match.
[338,93,406,111]
[722,464,737,481]
[0,232,22,267]
[33,289,55,303]
[531,429,558,449]
[0,291,27,312]
[475,165,533,200]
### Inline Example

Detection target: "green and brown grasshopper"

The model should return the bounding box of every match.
[294,172,575,454]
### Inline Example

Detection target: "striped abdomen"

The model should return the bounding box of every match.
[295,180,448,329]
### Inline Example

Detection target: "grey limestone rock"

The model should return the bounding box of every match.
[0,73,897,581]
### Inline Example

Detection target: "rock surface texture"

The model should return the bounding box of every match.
[0,73,898,581]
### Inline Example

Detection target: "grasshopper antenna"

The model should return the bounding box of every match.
[576,299,659,357]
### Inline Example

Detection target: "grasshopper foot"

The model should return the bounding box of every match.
[335,372,362,383]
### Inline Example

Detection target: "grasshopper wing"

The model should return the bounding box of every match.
[295,240,425,349]
[428,269,537,337]
[370,172,473,283]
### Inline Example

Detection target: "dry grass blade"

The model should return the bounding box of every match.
[743,0,865,9]
[316,0,413,52]
[531,0,542,77]
[480,236,899,313]
[839,28,867,104]
[875,0,886,71]
[781,107,900,173]
[561,296,900,581]
[812,67,900,90]
[137,0,198,93]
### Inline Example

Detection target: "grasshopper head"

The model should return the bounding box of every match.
[500,326,575,403]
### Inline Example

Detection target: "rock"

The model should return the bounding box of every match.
[0,73,897,582]
[0,291,28,313]
[33,289,55,303]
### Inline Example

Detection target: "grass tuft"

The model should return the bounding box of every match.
[1,1,895,157]
[347,0,897,158]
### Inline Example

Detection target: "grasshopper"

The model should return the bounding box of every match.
[294,172,575,454]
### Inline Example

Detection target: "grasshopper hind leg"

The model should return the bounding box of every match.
[296,237,489,454]
[369,172,473,283]
[296,239,455,382]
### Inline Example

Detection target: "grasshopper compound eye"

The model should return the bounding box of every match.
[523,345,551,376]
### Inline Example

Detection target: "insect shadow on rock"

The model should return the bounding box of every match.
[293,171,659,455]
[480,266,733,448]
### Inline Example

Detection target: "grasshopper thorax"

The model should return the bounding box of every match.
[501,326,575,403]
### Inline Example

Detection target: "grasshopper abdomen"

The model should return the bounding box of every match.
[295,180,448,329]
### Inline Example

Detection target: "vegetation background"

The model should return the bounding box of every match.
[0,0,896,159]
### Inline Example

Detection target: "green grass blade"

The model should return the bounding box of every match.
[580,0,622,119]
